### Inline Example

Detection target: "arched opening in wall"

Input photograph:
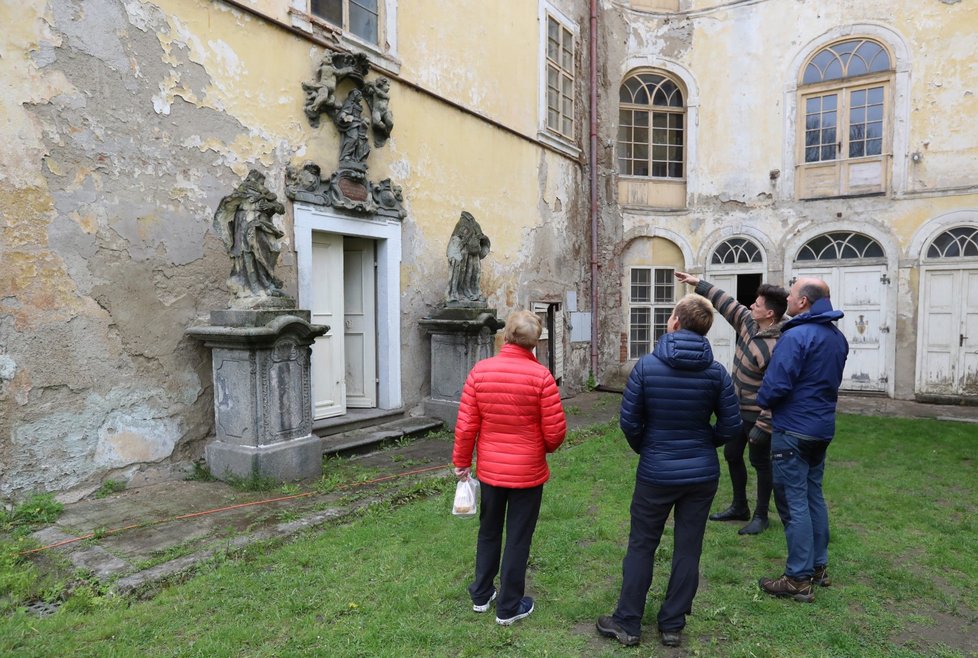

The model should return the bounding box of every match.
[701,237,766,371]
[916,225,978,397]
[622,236,684,361]
[795,38,894,199]
[616,70,687,209]
[791,231,891,392]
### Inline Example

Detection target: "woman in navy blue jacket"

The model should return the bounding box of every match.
[597,294,742,649]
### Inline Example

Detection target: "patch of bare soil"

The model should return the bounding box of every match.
[891,608,978,656]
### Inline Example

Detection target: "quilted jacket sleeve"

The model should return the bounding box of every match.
[452,370,481,468]
[619,358,647,454]
[712,365,742,447]
[757,332,804,410]
[540,373,567,453]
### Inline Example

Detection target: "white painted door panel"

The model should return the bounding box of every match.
[703,273,737,373]
[311,232,346,419]
[344,238,377,408]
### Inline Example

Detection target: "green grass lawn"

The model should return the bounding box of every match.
[1,415,976,657]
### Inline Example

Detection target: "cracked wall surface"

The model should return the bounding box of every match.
[1,0,593,498]
[598,0,978,398]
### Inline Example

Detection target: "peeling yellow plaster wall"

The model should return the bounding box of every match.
[397,0,542,136]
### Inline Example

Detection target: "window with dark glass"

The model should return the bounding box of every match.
[796,232,885,261]
[618,73,685,178]
[927,227,978,259]
[310,0,378,45]
[629,268,674,358]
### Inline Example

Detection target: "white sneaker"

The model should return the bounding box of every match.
[472,590,496,613]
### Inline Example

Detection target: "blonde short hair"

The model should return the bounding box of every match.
[673,294,714,336]
[503,310,543,349]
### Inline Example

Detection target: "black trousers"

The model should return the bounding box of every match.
[724,419,789,521]
[613,479,718,635]
[469,482,543,618]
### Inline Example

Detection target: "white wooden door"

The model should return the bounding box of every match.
[702,273,737,372]
[343,238,377,408]
[792,265,888,392]
[311,232,345,419]
[918,268,978,395]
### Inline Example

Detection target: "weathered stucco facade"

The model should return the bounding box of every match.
[3,0,976,499]
[0,0,593,499]
[596,0,978,407]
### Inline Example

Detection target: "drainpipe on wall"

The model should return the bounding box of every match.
[588,0,600,383]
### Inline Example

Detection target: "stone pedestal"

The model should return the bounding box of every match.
[418,307,504,429]
[187,310,328,482]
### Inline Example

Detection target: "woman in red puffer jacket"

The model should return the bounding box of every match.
[453,310,566,626]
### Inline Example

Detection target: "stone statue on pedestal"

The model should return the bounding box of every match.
[212,170,292,308]
[447,211,491,307]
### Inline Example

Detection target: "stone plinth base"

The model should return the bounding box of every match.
[418,307,503,428]
[205,434,324,482]
[422,398,462,431]
[187,309,328,484]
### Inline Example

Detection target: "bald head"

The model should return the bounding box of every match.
[788,277,830,315]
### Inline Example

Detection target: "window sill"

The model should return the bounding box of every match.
[537,130,581,159]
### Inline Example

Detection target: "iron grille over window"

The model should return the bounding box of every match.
[711,238,763,265]
[926,227,978,259]
[796,232,884,261]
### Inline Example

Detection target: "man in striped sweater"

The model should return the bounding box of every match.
[674,271,789,535]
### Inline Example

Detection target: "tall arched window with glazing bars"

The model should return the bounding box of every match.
[797,38,893,198]
[617,72,685,178]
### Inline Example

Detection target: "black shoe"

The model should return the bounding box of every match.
[660,630,682,647]
[709,503,750,522]
[738,515,769,535]
[495,597,534,625]
[596,615,640,647]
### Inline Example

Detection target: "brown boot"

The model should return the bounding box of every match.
[812,565,831,587]
[758,574,814,602]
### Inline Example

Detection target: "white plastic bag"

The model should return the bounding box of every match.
[452,477,480,518]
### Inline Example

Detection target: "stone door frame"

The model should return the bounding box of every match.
[294,203,402,411]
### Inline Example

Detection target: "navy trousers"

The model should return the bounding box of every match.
[469,482,543,618]
[613,479,718,635]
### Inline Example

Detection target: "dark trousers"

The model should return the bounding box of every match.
[613,479,718,635]
[469,482,543,618]
[724,420,789,521]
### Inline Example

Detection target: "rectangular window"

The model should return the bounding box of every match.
[629,268,675,358]
[310,0,379,45]
[546,15,575,139]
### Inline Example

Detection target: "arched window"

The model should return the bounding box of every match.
[711,238,762,265]
[926,226,978,259]
[617,72,685,178]
[796,231,884,261]
[796,38,893,198]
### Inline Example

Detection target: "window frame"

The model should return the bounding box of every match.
[795,38,894,199]
[617,71,686,181]
[291,0,398,72]
[537,1,580,156]
[628,267,675,359]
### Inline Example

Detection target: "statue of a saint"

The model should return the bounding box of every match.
[447,211,491,306]
[335,90,370,166]
[213,170,289,303]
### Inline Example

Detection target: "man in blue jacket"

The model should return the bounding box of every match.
[756,278,848,602]
[597,294,741,648]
